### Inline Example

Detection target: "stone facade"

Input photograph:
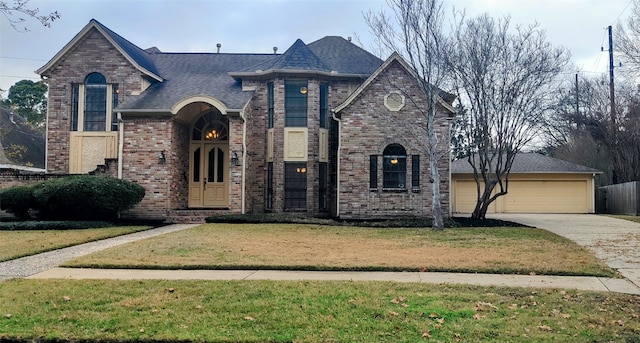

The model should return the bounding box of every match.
[32,20,454,222]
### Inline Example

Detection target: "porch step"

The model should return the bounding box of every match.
[165,209,224,224]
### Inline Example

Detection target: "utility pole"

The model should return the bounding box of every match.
[575,73,579,116]
[608,25,615,124]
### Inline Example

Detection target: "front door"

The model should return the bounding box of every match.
[188,111,229,208]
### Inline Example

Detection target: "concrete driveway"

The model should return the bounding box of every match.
[489,213,640,288]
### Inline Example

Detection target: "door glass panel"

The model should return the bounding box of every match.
[217,148,224,182]
[208,148,215,182]
[193,148,200,182]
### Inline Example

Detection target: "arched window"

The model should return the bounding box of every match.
[71,72,118,132]
[383,144,406,189]
[191,111,228,141]
[84,73,107,131]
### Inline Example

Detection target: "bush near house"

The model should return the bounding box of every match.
[0,185,36,219]
[0,176,145,221]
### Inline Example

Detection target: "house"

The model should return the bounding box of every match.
[451,153,602,214]
[36,19,455,222]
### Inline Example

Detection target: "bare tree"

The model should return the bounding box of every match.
[616,0,640,78]
[447,14,569,219]
[545,71,640,185]
[364,0,451,230]
[0,0,60,32]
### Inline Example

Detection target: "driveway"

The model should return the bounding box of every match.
[489,213,640,288]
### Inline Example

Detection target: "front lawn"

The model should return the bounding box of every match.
[0,226,151,262]
[1,279,638,342]
[64,223,615,277]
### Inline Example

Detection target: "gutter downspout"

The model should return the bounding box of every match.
[331,110,341,217]
[117,112,124,179]
[240,111,247,214]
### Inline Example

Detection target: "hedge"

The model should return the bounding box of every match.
[0,175,145,221]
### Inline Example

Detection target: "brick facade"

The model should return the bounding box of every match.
[30,21,454,222]
[336,60,451,219]
[45,28,142,173]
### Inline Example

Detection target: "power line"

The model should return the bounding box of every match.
[614,0,634,25]
[0,56,48,62]
[0,75,41,80]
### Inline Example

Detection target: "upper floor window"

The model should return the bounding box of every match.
[319,83,328,128]
[71,72,118,131]
[285,80,307,127]
[267,82,274,128]
[383,144,407,189]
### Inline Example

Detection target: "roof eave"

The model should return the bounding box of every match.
[36,20,163,82]
[229,69,369,79]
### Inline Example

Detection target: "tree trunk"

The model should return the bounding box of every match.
[471,181,496,220]
[428,109,444,230]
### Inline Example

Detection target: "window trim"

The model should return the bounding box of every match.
[70,73,118,132]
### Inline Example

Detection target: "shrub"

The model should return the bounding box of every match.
[0,221,115,231]
[32,175,145,221]
[0,185,36,219]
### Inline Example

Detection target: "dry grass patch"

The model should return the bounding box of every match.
[65,224,615,277]
[1,279,639,342]
[0,226,150,262]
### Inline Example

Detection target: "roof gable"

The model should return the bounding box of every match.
[307,36,382,75]
[37,19,162,81]
[333,52,455,114]
[266,39,330,71]
[451,153,603,174]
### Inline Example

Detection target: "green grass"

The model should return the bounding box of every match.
[1,279,639,342]
[63,223,616,277]
[0,226,151,262]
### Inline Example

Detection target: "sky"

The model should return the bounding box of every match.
[0,0,634,95]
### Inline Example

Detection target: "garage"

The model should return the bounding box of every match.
[451,153,601,214]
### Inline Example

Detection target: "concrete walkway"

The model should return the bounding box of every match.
[0,224,199,280]
[28,267,639,294]
[490,213,640,291]
[4,217,640,294]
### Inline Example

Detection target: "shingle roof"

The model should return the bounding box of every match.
[91,19,160,77]
[117,53,279,111]
[307,36,383,75]
[244,39,330,72]
[37,19,162,81]
[451,153,602,174]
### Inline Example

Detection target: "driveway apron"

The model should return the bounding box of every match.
[490,213,640,288]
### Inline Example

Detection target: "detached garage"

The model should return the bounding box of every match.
[451,153,602,214]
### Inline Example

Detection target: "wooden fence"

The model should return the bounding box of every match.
[597,181,640,215]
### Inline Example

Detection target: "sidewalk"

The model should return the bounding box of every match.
[28,267,640,294]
